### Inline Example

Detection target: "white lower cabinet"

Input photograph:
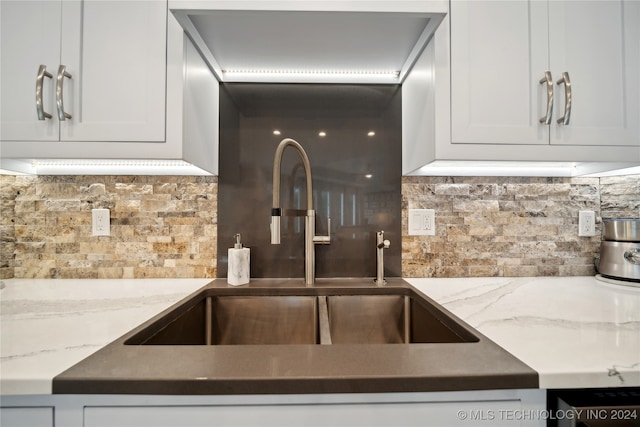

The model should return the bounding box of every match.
[83,396,542,427]
[1,390,546,427]
[0,407,53,427]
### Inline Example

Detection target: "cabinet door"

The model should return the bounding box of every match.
[0,407,54,427]
[59,0,167,142]
[549,0,640,146]
[450,0,549,145]
[0,1,61,141]
[84,399,531,427]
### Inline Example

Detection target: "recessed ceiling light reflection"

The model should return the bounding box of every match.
[367,131,376,137]
[365,174,373,179]
[318,131,327,137]
[273,130,281,135]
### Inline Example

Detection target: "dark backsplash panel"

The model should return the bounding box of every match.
[218,83,402,279]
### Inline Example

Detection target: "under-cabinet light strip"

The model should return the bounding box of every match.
[222,69,400,77]
[34,160,189,167]
[28,159,212,176]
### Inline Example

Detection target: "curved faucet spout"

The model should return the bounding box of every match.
[271,138,313,246]
[270,138,330,286]
[272,138,313,214]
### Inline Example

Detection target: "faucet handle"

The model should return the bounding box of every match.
[313,217,331,245]
[376,230,390,249]
[270,208,281,245]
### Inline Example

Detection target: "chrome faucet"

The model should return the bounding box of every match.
[375,230,390,285]
[270,138,330,286]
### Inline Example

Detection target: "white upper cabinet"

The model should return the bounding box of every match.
[59,1,167,142]
[1,0,167,143]
[547,0,639,146]
[1,1,218,175]
[450,1,548,145]
[1,1,62,141]
[450,0,639,147]
[401,0,639,175]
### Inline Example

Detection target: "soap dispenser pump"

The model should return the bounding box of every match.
[227,233,250,286]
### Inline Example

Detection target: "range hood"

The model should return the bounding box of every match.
[170,1,447,84]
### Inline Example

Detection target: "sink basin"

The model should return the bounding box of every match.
[326,294,477,344]
[55,279,538,395]
[125,283,478,346]
[127,295,318,345]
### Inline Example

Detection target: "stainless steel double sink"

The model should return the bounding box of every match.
[125,280,478,346]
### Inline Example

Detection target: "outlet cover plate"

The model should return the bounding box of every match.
[92,208,110,236]
[578,210,596,237]
[408,209,435,236]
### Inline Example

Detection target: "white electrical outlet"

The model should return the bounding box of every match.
[92,208,110,236]
[578,210,596,237]
[408,209,435,236]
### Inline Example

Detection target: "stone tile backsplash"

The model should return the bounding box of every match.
[1,174,638,279]
[0,175,217,279]
[402,175,639,278]
[600,175,640,219]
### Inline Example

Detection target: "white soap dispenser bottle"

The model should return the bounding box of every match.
[227,233,250,286]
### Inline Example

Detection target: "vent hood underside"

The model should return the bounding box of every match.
[170,2,447,84]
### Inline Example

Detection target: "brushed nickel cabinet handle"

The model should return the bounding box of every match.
[36,65,53,120]
[56,65,72,121]
[556,72,571,125]
[539,71,554,125]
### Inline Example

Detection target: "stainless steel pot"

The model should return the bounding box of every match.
[597,241,640,281]
[602,218,640,242]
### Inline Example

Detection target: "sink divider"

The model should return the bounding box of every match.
[317,296,332,345]
[404,296,411,344]
[205,296,212,345]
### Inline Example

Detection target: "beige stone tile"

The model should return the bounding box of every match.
[3,174,637,279]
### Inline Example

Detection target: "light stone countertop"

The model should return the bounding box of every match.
[0,278,210,395]
[406,276,640,389]
[1,276,638,395]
